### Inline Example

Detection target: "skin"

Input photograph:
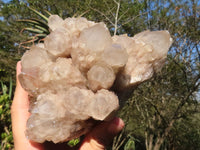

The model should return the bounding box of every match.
[11,61,124,150]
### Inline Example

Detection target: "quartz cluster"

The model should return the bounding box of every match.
[19,15,173,143]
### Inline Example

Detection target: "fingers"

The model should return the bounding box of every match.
[80,117,124,150]
[11,61,43,150]
[11,61,29,123]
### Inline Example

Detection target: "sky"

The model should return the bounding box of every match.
[2,0,11,3]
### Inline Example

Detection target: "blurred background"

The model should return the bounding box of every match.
[0,0,200,149]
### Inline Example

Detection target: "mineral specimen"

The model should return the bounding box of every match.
[19,15,173,143]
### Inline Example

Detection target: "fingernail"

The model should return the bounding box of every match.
[108,118,124,134]
[112,117,121,125]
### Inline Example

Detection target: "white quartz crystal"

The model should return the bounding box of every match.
[44,28,72,57]
[88,89,119,120]
[21,45,52,70]
[39,58,86,90]
[113,31,173,89]
[48,15,64,31]
[63,17,96,37]
[19,15,172,143]
[79,23,112,52]
[87,63,115,91]
[101,44,128,73]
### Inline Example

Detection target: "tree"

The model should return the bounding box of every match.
[122,57,199,150]
[117,0,200,149]
[167,112,200,149]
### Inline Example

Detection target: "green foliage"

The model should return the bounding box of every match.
[124,136,135,150]
[67,138,80,147]
[0,79,13,150]
[17,7,50,48]
[167,113,200,149]
[0,50,20,84]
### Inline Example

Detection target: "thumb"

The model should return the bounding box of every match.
[80,117,124,150]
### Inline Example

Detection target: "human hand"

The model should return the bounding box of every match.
[11,61,124,150]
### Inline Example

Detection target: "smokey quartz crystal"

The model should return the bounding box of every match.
[19,15,173,143]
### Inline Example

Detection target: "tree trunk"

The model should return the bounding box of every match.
[145,132,153,150]
[153,137,164,150]
[145,120,175,150]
